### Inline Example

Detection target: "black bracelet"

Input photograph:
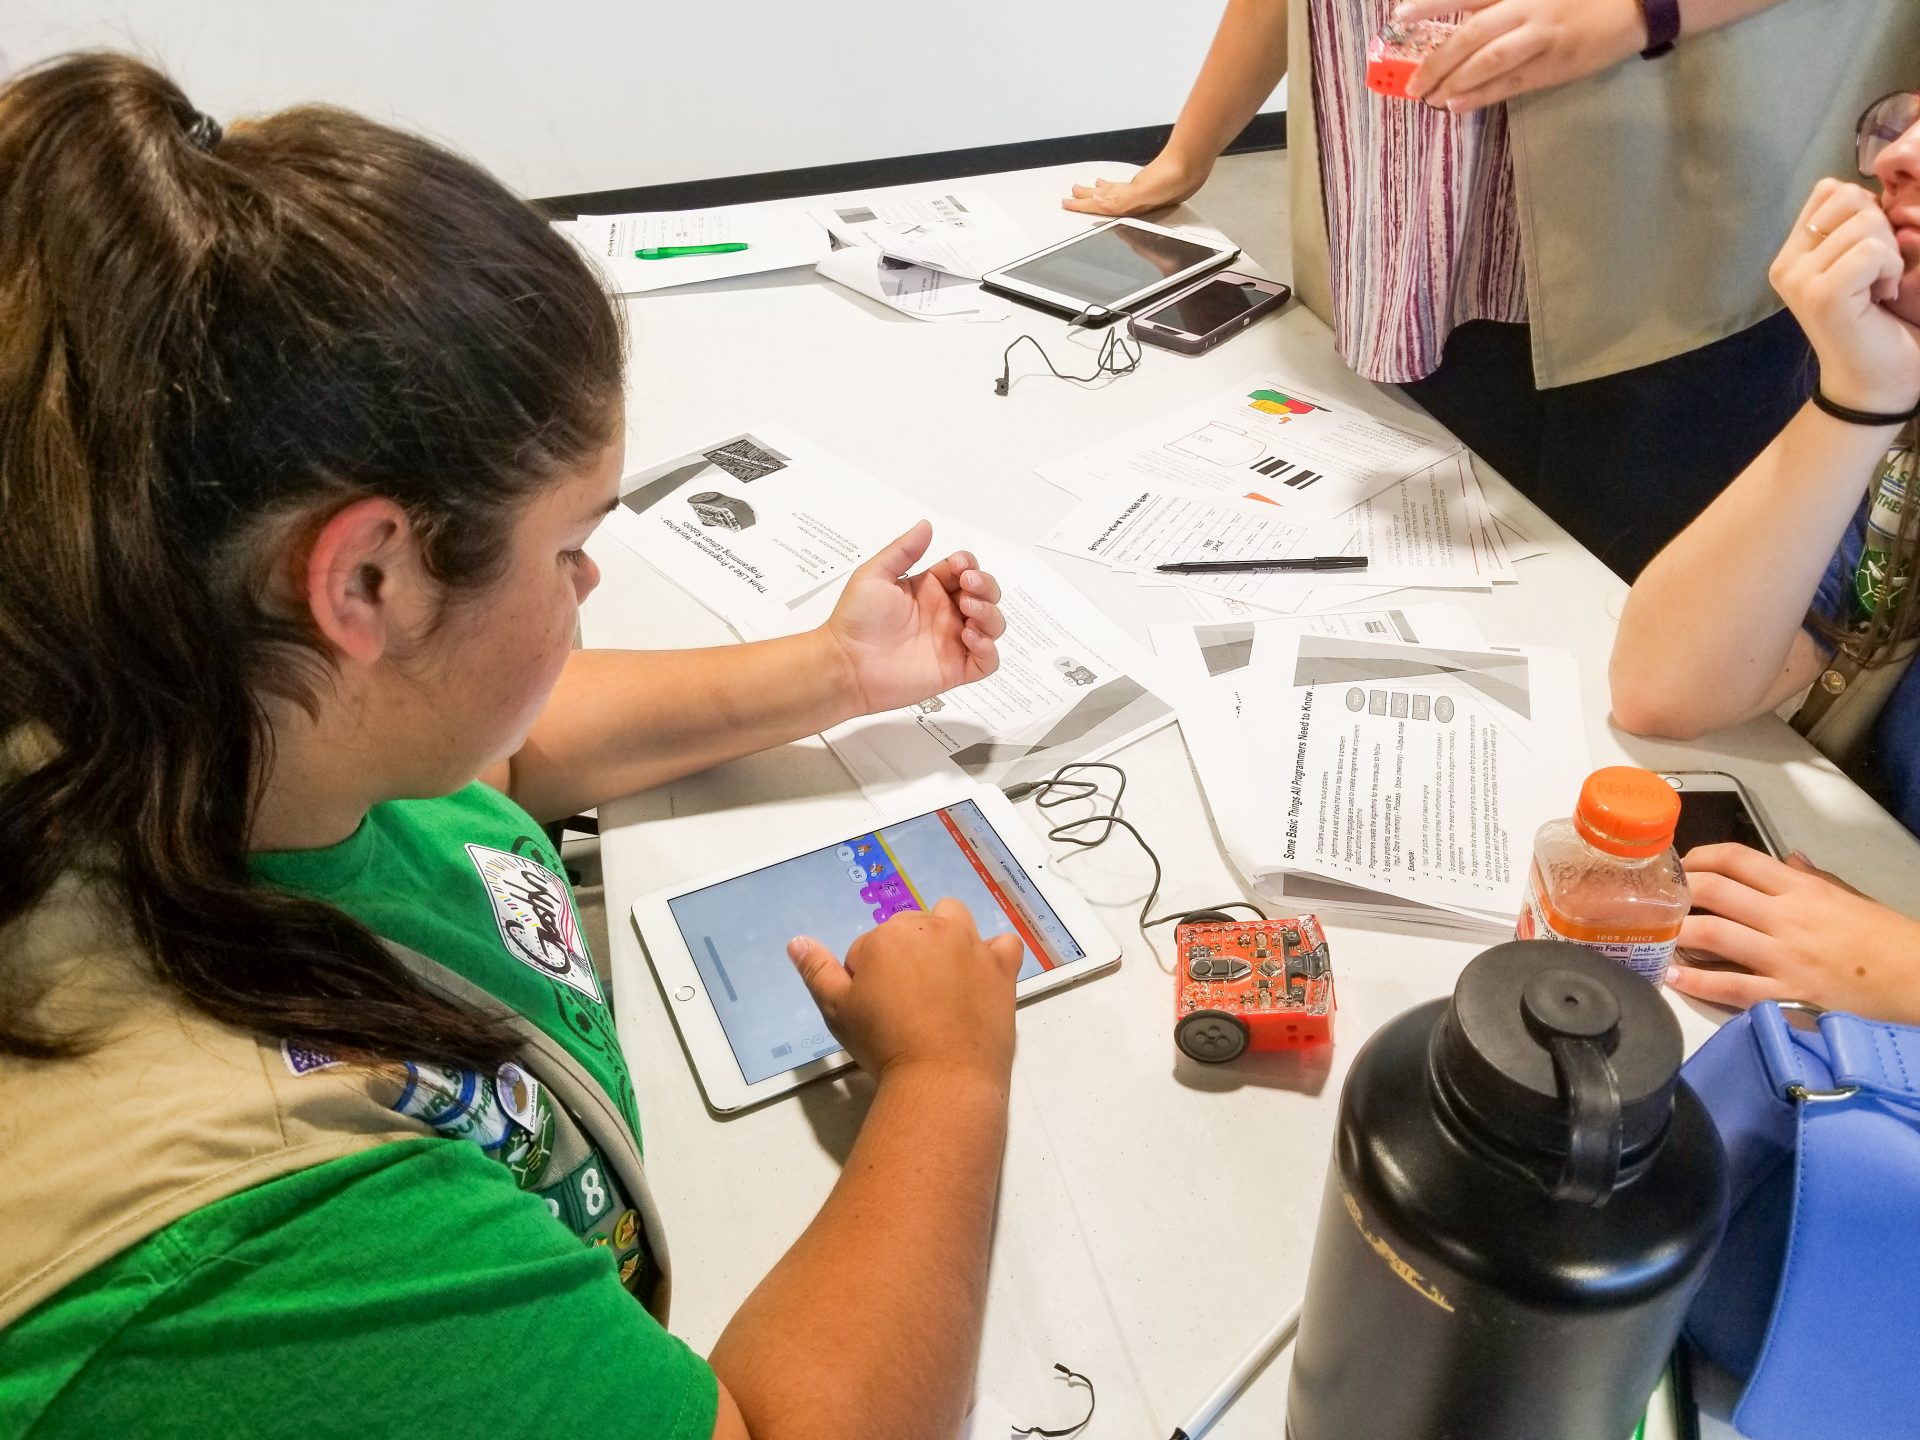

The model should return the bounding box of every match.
[1810,387,1920,427]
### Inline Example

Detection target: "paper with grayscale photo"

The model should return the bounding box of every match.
[1149,603,1490,685]
[814,245,1009,323]
[787,520,1178,802]
[1177,631,1587,927]
[808,190,1029,280]
[603,425,922,634]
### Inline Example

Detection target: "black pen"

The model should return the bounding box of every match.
[1155,555,1368,575]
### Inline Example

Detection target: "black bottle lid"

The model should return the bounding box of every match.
[1431,941,1683,1204]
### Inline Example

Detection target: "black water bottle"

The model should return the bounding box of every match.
[1287,941,1728,1440]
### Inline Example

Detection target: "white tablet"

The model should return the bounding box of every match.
[980,218,1239,320]
[632,784,1120,1113]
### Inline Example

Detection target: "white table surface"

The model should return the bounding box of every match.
[577,161,1920,1438]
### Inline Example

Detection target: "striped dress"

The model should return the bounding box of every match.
[1308,0,1529,383]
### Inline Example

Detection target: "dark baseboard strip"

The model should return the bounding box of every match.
[534,111,1285,219]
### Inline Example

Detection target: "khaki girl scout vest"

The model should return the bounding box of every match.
[1286,0,1920,387]
[0,866,674,1331]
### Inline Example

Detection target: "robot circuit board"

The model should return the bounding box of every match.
[1173,914,1335,1063]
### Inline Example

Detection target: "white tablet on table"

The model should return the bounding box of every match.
[979,217,1239,321]
[632,784,1120,1114]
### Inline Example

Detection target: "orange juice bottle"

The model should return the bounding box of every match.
[1515,767,1689,984]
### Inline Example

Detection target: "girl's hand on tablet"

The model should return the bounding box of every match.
[1667,843,1920,1026]
[1064,153,1208,218]
[1770,178,1920,417]
[824,520,1006,715]
[788,898,1023,1083]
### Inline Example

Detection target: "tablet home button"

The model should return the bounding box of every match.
[674,986,696,1002]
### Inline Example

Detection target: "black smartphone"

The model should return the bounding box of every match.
[1662,771,1783,859]
[1127,271,1291,355]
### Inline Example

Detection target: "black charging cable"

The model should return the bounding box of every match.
[1004,761,1265,946]
[1010,1362,1097,1438]
[993,308,1143,396]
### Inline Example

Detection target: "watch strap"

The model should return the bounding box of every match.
[1639,0,1680,58]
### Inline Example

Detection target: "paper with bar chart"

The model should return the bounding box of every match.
[1035,372,1460,524]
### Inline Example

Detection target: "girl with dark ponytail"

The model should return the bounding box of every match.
[2,53,1021,1440]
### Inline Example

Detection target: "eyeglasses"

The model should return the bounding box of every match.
[1857,90,1920,176]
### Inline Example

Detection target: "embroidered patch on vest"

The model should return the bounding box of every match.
[281,1040,340,1076]
[464,843,602,1003]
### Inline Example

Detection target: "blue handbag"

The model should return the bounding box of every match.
[1680,1000,1920,1439]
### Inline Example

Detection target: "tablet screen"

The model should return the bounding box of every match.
[1000,224,1225,308]
[665,800,1087,1085]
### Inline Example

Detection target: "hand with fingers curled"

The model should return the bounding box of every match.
[786,898,1025,1085]
[1395,0,1646,113]
[1769,177,1920,417]
[823,520,1008,716]
[1667,843,1920,1026]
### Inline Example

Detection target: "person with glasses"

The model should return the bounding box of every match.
[1611,90,1920,1025]
[1066,1,1918,579]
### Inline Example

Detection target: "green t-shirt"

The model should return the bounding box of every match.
[2,783,718,1440]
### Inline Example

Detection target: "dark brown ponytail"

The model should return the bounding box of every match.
[0,53,624,1066]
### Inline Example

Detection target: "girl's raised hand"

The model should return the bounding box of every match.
[822,520,1006,716]
[1770,178,1920,416]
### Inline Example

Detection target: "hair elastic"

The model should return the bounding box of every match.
[1811,387,1920,427]
[184,109,223,152]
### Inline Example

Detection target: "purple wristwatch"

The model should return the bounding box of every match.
[1639,0,1680,58]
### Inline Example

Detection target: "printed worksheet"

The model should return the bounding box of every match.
[604,426,920,632]
[562,203,830,294]
[1038,486,1313,604]
[1239,454,1514,598]
[1038,372,1461,523]
[815,246,1009,323]
[808,190,1028,279]
[1150,604,1490,685]
[1179,631,1588,926]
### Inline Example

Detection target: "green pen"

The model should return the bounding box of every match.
[634,242,749,259]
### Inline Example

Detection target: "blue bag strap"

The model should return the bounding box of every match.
[1818,1012,1920,1103]
[1750,1001,1920,1106]
[1731,1002,1920,1439]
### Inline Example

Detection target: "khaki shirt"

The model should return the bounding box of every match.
[1288,0,1920,387]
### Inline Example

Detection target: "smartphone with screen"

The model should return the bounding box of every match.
[1127,271,1291,355]
[1662,772,1783,860]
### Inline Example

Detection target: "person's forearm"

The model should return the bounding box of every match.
[1161,0,1290,178]
[709,1066,1009,1440]
[1611,404,1893,736]
[502,634,859,821]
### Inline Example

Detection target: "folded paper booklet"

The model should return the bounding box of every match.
[1171,626,1589,931]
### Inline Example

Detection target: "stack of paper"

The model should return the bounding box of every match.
[1038,374,1545,615]
[1155,611,1590,932]
[809,190,1025,323]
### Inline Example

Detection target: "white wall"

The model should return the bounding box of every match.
[3,2,1281,198]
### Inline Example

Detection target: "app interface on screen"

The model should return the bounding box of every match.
[667,801,1085,1085]
[1005,227,1218,306]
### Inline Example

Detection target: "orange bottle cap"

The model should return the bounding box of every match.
[1573,767,1680,858]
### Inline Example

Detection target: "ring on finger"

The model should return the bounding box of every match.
[1807,221,1830,240]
